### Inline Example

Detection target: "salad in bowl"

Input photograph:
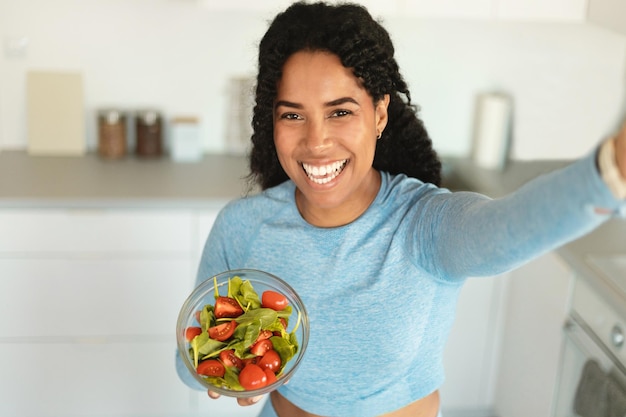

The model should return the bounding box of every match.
[176,269,309,397]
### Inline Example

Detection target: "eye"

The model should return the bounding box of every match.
[330,109,352,118]
[279,112,302,120]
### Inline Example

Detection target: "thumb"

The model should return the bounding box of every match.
[237,395,264,406]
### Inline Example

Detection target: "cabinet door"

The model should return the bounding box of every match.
[403,0,492,19]
[194,210,220,259]
[587,0,626,35]
[0,209,198,417]
[0,258,192,338]
[493,252,574,417]
[198,0,401,16]
[496,0,587,21]
[197,0,292,13]
[440,276,505,412]
[0,342,191,417]
[0,209,192,253]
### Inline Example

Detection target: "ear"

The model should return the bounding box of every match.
[375,94,390,136]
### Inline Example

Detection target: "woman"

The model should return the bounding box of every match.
[177,2,626,417]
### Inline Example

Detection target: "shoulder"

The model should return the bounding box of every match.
[378,171,449,205]
[376,171,492,226]
[200,181,297,272]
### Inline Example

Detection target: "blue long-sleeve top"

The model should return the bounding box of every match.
[177,148,625,417]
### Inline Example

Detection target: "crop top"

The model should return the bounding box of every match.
[176,148,625,417]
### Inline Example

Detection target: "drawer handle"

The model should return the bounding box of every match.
[611,324,624,349]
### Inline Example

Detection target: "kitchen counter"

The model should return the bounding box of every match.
[1,150,624,313]
[0,150,572,208]
[0,151,252,209]
[441,156,573,196]
[560,219,626,317]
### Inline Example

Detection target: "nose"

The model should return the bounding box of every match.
[304,119,329,152]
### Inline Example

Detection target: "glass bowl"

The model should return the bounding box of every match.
[176,268,309,397]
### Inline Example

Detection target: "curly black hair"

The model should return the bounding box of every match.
[248,1,441,190]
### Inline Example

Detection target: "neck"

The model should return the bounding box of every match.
[296,170,381,228]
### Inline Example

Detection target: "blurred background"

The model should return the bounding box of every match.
[1,0,625,160]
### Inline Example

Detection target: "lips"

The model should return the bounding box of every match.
[301,159,348,184]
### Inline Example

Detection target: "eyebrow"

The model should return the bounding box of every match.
[274,97,359,110]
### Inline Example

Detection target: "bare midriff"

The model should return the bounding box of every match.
[270,389,440,417]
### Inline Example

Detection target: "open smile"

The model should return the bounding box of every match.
[301,159,348,184]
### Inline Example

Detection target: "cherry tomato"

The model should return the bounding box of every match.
[250,339,273,356]
[255,330,273,343]
[185,326,202,341]
[242,356,260,367]
[219,349,243,369]
[264,368,277,385]
[238,364,267,390]
[197,359,225,377]
[214,296,244,318]
[258,349,281,373]
[208,320,237,341]
[261,291,289,311]
[194,311,201,323]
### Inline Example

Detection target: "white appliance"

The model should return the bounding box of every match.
[552,268,626,416]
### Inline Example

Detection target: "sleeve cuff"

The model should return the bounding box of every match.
[598,138,626,200]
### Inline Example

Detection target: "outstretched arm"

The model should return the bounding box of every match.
[424,124,626,281]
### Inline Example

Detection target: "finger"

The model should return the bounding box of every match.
[616,126,626,178]
[207,390,220,399]
[236,395,263,406]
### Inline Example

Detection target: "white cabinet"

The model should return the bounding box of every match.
[497,0,626,30]
[0,210,193,253]
[0,343,190,417]
[493,252,574,417]
[587,0,626,35]
[0,208,222,417]
[0,258,191,338]
[176,0,626,29]
[401,0,492,19]
[496,0,587,21]
[197,0,402,16]
[194,211,219,260]
[399,0,587,21]
[440,276,506,415]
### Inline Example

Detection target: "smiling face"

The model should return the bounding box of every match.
[273,50,389,227]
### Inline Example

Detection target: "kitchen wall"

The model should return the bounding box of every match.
[1,0,625,159]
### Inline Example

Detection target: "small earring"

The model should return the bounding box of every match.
[376,132,382,140]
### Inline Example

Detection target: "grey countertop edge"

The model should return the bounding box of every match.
[557,219,626,318]
[0,150,253,208]
[0,198,234,210]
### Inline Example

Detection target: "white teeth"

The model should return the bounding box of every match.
[302,160,347,184]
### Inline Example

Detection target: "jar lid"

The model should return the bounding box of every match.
[136,110,161,125]
[98,109,125,124]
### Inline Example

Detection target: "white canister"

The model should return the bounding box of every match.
[170,117,202,162]
[471,92,513,170]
